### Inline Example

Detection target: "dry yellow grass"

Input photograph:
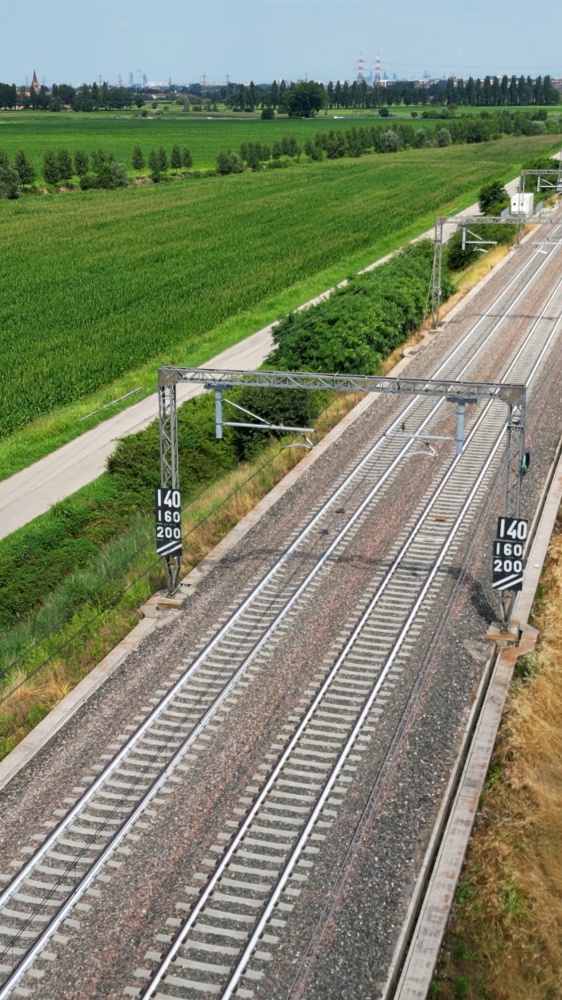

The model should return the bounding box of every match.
[435,514,562,1000]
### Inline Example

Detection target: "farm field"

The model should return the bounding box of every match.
[2,106,559,172]
[1,134,559,450]
[0,111,427,171]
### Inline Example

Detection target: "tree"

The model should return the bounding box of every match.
[285,81,326,118]
[13,150,35,185]
[43,149,61,185]
[148,149,161,180]
[304,138,323,160]
[57,148,73,182]
[91,147,110,172]
[131,145,144,170]
[0,82,17,110]
[261,106,274,119]
[435,127,452,147]
[134,94,145,109]
[73,150,88,176]
[216,150,243,175]
[157,147,168,172]
[378,129,401,153]
[270,80,279,109]
[181,148,193,168]
[170,144,182,170]
[479,180,509,214]
[0,165,20,198]
[110,162,128,187]
[542,75,560,106]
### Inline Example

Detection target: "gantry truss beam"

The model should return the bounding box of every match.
[158,366,526,616]
[431,209,561,326]
[521,167,562,192]
[158,366,525,406]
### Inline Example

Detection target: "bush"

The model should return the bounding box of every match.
[148,149,162,180]
[0,165,20,199]
[157,147,168,171]
[79,173,98,190]
[270,241,454,377]
[479,180,509,214]
[43,149,61,185]
[132,144,145,170]
[14,150,35,186]
[57,148,73,183]
[435,128,452,147]
[447,221,515,270]
[216,150,244,175]
[378,129,401,153]
[261,107,274,119]
[107,393,238,504]
[74,149,89,177]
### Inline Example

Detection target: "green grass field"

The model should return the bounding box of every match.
[1,133,559,451]
[1,107,559,171]
[0,110,417,171]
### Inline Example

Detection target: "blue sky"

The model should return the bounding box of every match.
[3,0,561,88]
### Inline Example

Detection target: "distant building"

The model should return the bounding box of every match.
[31,70,40,94]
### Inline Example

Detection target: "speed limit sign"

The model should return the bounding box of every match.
[492,517,527,591]
[155,487,182,557]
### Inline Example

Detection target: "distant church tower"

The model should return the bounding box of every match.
[31,70,40,94]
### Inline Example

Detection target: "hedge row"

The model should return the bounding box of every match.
[214,112,562,173]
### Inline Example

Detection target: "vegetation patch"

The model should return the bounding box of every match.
[0,239,455,747]
[1,134,558,452]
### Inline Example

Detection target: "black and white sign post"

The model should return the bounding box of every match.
[155,486,182,593]
[492,516,527,627]
[157,373,182,593]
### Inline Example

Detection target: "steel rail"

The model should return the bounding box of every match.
[0,227,561,999]
[138,264,562,1000]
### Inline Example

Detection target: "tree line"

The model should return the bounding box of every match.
[1,108,560,197]
[0,144,194,197]
[0,80,142,112]
[214,109,562,174]
[225,75,560,114]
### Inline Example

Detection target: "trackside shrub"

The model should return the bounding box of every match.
[269,241,454,375]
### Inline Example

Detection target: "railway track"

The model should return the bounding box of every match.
[0,222,561,999]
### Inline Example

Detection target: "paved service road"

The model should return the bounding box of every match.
[0,182,522,542]
[0,327,273,540]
